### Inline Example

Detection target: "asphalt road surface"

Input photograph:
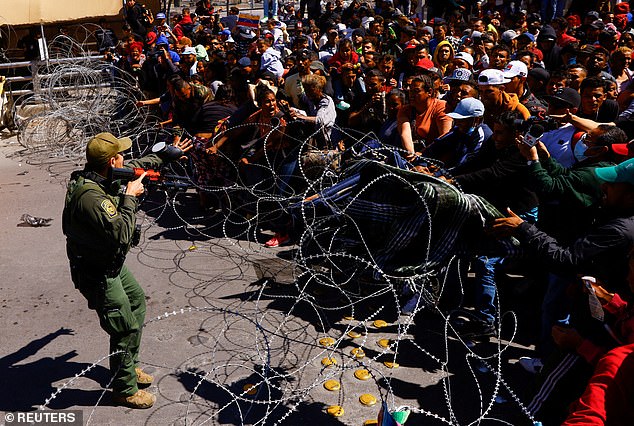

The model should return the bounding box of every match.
[0,132,540,425]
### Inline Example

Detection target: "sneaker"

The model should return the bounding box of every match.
[112,389,156,409]
[264,233,290,248]
[518,357,543,374]
[135,368,153,387]
[452,318,495,339]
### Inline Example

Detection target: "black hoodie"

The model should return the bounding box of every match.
[538,25,563,71]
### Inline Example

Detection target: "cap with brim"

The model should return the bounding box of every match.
[502,30,518,43]
[578,44,596,55]
[86,132,132,167]
[503,60,528,78]
[454,52,474,66]
[590,20,605,30]
[415,58,434,70]
[443,67,473,83]
[595,157,634,184]
[544,87,581,108]
[156,12,166,19]
[477,69,509,85]
[612,143,629,156]
[518,32,535,42]
[447,98,485,119]
[528,67,550,83]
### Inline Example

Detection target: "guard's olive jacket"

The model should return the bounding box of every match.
[62,155,162,275]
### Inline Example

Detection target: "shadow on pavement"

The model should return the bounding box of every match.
[0,328,111,411]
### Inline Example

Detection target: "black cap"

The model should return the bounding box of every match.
[590,20,605,30]
[577,44,597,55]
[528,67,550,83]
[545,87,581,108]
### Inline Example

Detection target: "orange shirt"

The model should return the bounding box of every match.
[397,98,452,142]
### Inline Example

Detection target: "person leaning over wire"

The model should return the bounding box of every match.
[62,132,190,408]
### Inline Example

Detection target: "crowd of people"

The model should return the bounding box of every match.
[69,0,634,423]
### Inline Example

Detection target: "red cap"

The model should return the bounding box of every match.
[415,58,434,69]
[612,143,630,156]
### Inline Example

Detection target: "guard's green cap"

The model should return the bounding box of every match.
[86,132,132,167]
[595,157,634,184]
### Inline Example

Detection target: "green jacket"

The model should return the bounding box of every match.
[527,157,614,242]
[62,154,162,275]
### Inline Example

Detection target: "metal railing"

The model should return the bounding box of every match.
[1,55,104,97]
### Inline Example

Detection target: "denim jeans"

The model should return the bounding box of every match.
[472,207,539,324]
[264,0,278,18]
[540,0,565,22]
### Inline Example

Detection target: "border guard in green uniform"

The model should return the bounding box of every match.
[62,132,171,408]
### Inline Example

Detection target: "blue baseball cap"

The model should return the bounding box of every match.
[156,12,166,19]
[447,98,485,119]
[595,158,634,184]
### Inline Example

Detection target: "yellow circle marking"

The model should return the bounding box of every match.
[326,405,344,417]
[243,384,257,395]
[321,357,337,367]
[354,369,370,380]
[319,337,335,347]
[359,393,378,406]
[363,420,379,426]
[383,361,399,369]
[343,315,354,320]
[323,379,341,391]
[351,347,365,359]
[188,245,197,251]
[347,330,363,338]
[377,338,391,348]
[373,320,389,328]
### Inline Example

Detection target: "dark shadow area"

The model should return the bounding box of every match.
[177,366,305,424]
[0,328,111,411]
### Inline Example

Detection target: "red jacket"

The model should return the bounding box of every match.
[577,293,634,365]
[563,343,634,425]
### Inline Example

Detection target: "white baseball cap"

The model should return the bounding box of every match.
[477,69,509,86]
[503,60,528,79]
[454,52,474,67]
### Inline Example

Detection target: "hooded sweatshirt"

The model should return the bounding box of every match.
[432,40,454,76]
[537,25,563,71]
[483,91,530,127]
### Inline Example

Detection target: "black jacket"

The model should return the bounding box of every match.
[517,215,634,295]
[454,142,539,214]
